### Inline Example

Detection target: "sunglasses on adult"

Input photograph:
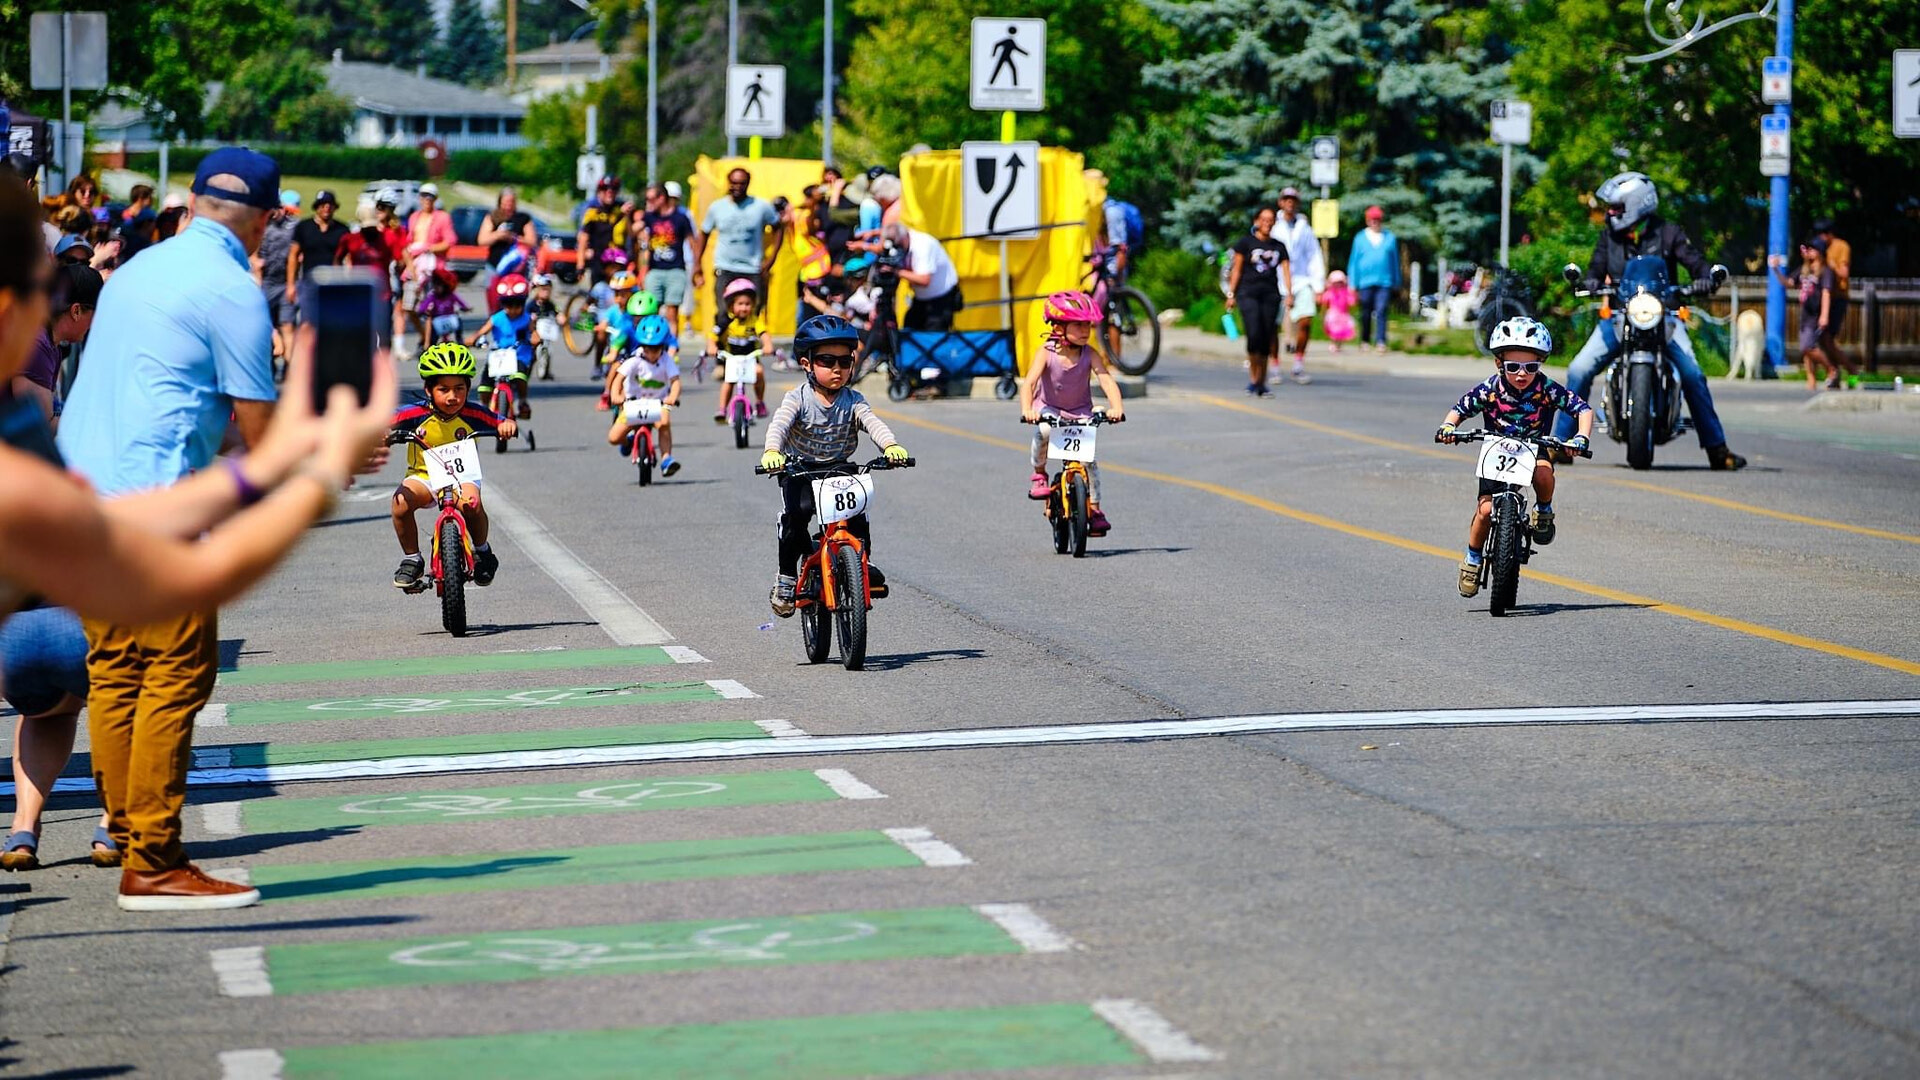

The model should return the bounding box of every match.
[1502,361,1541,374]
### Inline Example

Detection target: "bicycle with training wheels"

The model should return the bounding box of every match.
[1026,410,1119,558]
[1439,429,1591,617]
[717,350,758,450]
[532,314,560,380]
[1085,255,1160,377]
[754,456,915,671]
[620,397,668,486]
[478,348,535,454]
[386,430,512,637]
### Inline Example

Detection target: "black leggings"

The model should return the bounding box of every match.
[778,474,871,577]
[1236,290,1281,358]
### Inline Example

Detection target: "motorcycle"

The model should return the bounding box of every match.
[1563,256,1726,471]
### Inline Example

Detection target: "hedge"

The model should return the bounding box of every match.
[126,144,427,180]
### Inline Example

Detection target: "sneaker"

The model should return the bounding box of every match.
[661,455,681,477]
[1291,367,1312,385]
[1088,507,1112,536]
[754,401,769,419]
[1245,382,1260,396]
[1532,507,1556,545]
[770,575,797,618]
[517,401,532,420]
[596,392,611,412]
[1459,558,1482,598]
[116,863,260,911]
[1251,383,1272,398]
[1028,472,1052,500]
[618,431,637,457]
[1707,445,1748,471]
[867,564,889,599]
[714,411,727,425]
[472,548,500,587]
[392,557,425,590]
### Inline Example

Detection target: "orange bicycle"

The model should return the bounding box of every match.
[756,455,914,670]
[1026,410,1118,558]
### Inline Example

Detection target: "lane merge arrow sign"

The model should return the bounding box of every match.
[962,141,1041,239]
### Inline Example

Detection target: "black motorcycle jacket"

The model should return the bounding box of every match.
[1581,215,1714,293]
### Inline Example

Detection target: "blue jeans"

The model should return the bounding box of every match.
[1357,285,1392,346]
[1556,318,1726,450]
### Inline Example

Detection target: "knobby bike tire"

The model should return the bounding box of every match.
[438,516,468,637]
[1489,496,1523,617]
[733,403,751,450]
[800,563,832,664]
[492,387,511,453]
[1050,476,1070,555]
[1107,286,1162,377]
[562,293,595,356]
[1626,362,1657,471]
[833,543,868,670]
[1066,471,1089,558]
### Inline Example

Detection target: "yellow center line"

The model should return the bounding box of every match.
[877,408,1920,679]
[1169,389,1920,547]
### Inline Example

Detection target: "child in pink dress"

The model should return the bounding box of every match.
[1321,270,1357,353]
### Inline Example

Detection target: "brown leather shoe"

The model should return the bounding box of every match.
[117,863,260,912]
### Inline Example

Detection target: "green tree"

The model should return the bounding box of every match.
[207,51,353,143]
[290,0,394,63]
[431,0,505,87]
[383,0,438,70]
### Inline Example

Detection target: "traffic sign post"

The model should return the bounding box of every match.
[726,65,786,141]
[964,140,1040,332]
[30,11,107,190]
[1760,113,1790,176]
[970,18,1046,112]
[1895,51,1920,139]
[1761,56,1792,104]
[1490,101,1531,269]
[1308,135,1338,190]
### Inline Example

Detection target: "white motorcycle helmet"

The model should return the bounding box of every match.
[1596,171,1658,233]
[1487,316,1553,358]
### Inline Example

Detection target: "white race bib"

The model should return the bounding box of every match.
[423,438,484,493]
[722,352,756,385]
[536,317,561,344]
[1048,424,1097,463]
[486,348,520,378]
[622,397,664,424]
[812,474,875,525]
[1475,437,1537,486]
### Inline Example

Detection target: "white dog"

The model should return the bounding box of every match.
[1729,308,1765,380]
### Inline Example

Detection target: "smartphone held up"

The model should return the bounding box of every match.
[307,268,380,415]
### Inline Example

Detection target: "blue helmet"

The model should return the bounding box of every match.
[633,314,672,348]
[794,313,860,357]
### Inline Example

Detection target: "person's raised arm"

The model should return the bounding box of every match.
[1224,251,1244,309]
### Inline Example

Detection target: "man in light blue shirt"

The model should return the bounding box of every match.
[1345,204,1401,353]
[694,167,784,315]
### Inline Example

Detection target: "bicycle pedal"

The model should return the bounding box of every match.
[402,579,431,595]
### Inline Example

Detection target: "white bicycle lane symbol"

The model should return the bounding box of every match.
[336,781,729,819]
[389,920,880,972]
[303,685,694,715]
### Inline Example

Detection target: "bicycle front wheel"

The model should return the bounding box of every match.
[562,293,596,357]
[833,544,868,670]
[438,516,468,637]
[1106,286,1161,377]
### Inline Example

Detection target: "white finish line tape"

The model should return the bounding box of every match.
[484,483,673,646]
[10,698,1918,795]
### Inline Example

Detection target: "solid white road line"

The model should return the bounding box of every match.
[210,946,273,998]
[975,903,1076,953]
[884,826,972,867]
[199,803,244,837]
[814,768,887,800]
[484,483,673,645]
[663,646,709,664]
[218,1049,285,1079]
[12,698,1918,795]
[1091,999,1220,1063]
[706,679,759,699]
[197,705,229,729]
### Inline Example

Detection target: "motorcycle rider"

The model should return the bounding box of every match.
[1554,172,1746,470]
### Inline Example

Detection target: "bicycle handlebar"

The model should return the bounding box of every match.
[1442,429,1593,458]
[1023,411,1122,426]
[756,456,916,477]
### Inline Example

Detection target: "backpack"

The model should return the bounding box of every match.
[1111,199,1145,251]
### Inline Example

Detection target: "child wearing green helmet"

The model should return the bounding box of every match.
[387,343,518,591]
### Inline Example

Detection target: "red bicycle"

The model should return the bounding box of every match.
[621,397,668,486]
[755,455,913,670]
[387,430,510,637]
[480,348,535,454]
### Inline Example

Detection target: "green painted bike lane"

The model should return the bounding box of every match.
[250,830,927,904]
[217,646,698,688]
[242,1003,1142,1079]
[229,769,841,833]
[222,680,744,726]
[241,906,1026,995]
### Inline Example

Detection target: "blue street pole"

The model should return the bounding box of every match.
[1764,0,1794,375]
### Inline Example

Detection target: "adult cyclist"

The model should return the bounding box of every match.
[576,176,630,292]
[1555,171,1746,470]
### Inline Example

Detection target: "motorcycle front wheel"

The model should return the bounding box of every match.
[1626,363,1657,470]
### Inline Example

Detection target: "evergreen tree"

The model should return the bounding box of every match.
[431,0,506,87]
[290,0,393,63]
[383,0,439,71]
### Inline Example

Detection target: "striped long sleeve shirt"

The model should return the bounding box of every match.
[764,384,896,463]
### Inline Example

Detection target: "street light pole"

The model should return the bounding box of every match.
[647,0,658,184]
[726,0,739,158]
[822,0,834,165]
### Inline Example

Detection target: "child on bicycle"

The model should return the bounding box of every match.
[710,277,772,423]
[418,266,469,347]
[389,344,518,591]
[527,273,559,380]
[606,315,683,477]
[469,273,540,420]
[1435,316,1593,598]
[760,314,911,618]
[1018,290,1126,536]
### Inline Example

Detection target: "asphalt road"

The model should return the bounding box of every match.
[3,335,1917,1079]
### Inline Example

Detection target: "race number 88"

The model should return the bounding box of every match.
[833,490,859,513]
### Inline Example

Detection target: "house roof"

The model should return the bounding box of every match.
[328,61,525,118]
[516,40,632,65]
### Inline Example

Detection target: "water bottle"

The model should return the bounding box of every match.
[1221,311,1240,340]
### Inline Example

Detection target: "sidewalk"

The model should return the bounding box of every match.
[1161,323,1490,380]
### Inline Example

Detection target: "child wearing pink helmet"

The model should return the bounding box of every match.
[707,276,771,420]
[1017,290,1126,535]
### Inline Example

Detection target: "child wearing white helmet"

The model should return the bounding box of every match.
[1434,316,1594,598]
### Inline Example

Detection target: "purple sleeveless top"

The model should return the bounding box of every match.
[1032,343,1096,418]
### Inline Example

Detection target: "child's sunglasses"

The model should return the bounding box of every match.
[811,355,856,370]
[1502,361,1541,374]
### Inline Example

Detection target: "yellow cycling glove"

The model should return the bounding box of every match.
[760,450,788,472]
[883,444,911,464]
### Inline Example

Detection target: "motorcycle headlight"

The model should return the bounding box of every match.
[1626,292,1664,330]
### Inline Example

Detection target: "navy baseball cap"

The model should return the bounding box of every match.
[191,146,281,210]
